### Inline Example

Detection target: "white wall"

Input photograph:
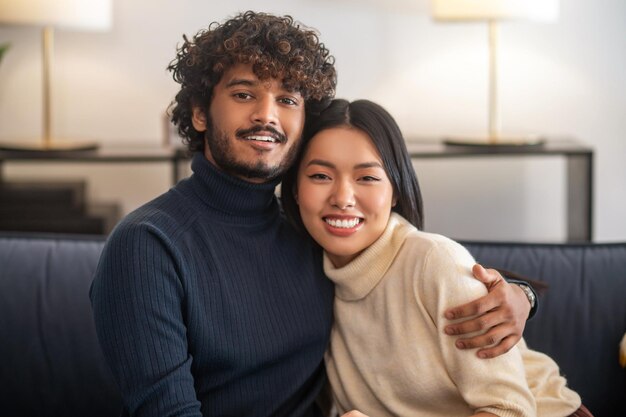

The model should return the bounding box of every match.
[1,0,624,241]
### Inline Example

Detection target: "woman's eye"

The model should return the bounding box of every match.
[308,173,330,181]
[360,175,381,182]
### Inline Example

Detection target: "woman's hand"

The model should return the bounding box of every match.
[443,264,531,359]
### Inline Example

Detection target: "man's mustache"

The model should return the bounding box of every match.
[236,125,287,144]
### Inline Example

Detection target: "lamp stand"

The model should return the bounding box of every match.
[0,26,99,153]
[443,20,545,148]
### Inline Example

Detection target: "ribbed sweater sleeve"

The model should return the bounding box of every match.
[91,221,201,417]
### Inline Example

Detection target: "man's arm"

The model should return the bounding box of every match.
[90,224,202,416]
[443,264,534,359]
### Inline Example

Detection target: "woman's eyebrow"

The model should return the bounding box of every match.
[306,159,335,168]
[305,160,383,169]
[354,161,383,169]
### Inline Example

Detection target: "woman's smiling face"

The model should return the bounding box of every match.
[296,126,396,268]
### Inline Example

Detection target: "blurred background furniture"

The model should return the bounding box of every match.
[1,232,623,417]
[1,140,590,240]
[462,239,626,417]
[407,138,593,242]
[0,180,119,234]
[0,146,191,234]
[0,146,189,187]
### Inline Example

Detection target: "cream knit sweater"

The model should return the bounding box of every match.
[324,213,580,417]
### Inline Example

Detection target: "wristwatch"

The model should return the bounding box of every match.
[517,283,536,310]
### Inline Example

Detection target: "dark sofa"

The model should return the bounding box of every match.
[0,232,624,417]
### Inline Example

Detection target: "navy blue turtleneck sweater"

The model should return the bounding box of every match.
[90,153,334,417]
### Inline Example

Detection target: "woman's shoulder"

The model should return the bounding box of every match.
[400,223,473,266]
[391,219,482,296]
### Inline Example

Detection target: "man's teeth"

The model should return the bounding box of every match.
[245,135,277,143]
[325,218,360,229]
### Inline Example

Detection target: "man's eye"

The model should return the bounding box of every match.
[279,97,298,106]
[233,92,253,100]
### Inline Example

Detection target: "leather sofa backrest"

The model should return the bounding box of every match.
[462,241,626,417]
[1,233,625,417]
[0,233,120,417]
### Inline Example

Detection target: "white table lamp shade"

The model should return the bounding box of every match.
[0,0,112,31]
[0,0,112,151]
[431,0,559,145]
[432,0,559,22]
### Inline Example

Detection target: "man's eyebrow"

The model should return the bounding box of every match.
[225,78,257,88]
[225,78,301,95]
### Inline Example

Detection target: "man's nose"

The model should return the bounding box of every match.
[251,97,278,126]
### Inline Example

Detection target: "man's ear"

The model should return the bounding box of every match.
[191,107,208,132]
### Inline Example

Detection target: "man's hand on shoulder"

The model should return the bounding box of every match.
[443,264,530,359]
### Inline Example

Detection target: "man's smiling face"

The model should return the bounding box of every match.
[191,63,306,183]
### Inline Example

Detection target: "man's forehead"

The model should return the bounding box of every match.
[221,63,301,95]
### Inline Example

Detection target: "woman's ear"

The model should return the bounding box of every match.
[191,107,208,132]
[392,194,398,208]
[293,186,299,205]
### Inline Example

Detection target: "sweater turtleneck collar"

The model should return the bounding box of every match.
[188,152,281,220]
[324,213,414,301]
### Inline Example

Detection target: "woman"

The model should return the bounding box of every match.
[281,99,590,417]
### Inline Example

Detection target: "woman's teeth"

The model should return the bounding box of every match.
[325,218,360,228]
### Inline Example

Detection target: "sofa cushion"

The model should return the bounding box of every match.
[0,232,120,417]
[462,241,626,417]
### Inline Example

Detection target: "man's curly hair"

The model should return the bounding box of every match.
[167,11,337,153]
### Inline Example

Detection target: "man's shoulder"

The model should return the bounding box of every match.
[108,187,197,245]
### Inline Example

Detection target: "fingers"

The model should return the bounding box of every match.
[444,265,505,320]
[471,263,495,285]
[444,289,502,321]
[453,321,517,351]
[444,265,530,358]
[475,335,518,359]
[444,308,512,336]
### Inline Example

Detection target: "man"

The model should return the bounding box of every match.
[90,11,535,417]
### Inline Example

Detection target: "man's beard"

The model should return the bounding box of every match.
[206,124,300,182]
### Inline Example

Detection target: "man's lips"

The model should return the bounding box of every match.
[242,135,279,143]
[237,126,286,144]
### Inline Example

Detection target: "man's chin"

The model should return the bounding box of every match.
[224,162,285,183]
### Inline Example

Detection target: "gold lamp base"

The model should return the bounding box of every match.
[443,135,546,148]
[0,139,99,153]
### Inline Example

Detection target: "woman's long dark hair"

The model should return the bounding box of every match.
[281,99,424,233]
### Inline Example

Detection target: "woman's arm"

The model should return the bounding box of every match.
[418,241,535,417]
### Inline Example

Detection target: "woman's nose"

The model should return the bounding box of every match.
[330,181,356,210]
